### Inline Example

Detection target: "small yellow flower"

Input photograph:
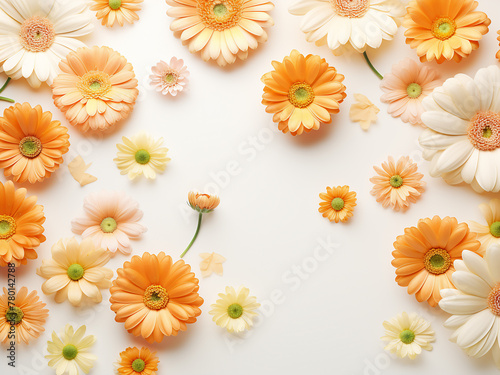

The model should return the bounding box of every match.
[349,93,380,130]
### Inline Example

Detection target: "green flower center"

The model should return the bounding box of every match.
[135,149,151,165]
[143,285,169,310]
[227,303,243,319]
[389,175,403,188]
[132,358,146,372]
[288,82,315,108]
[399,329,415,344]
[483,126,493,138]
[490,222,500,238]
[19,136,42,158]
[0,215,16,239]
[5,306,24,325]
[424,248,451,275]
[100,217,117,233]
[213,3,228,18]
[62,344,78,360]
[431,17,456,40]
[331,197,345,211]
[89,81,101,90]
[164,73,176,84]
[67,264,85,281]
[108,0,122,10]
[406,83,422,99]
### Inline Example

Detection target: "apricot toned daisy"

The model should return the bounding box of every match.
[497,30,500,61]
[52,46,139,133]
[261,50,346,136]
[90,0,143,27]
[0,287,48,344]
[0,102,70,183]
[402,0,490,63]
[166,0,274,66]
[117,347,159,375]
[0,181,45,267]
[392,216,481,307]
[110,252,203,343]
[318,185,356,223]
[370,156,425,212]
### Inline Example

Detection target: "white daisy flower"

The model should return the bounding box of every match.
[0,0,93,88]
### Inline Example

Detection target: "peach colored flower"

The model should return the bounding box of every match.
[188,192,220,213]
[90,0,143,27]
[318,185,356,223]
[380,59,443,126]
[370,156,425,211]
[52,46,138,133]
[149,57,189,97]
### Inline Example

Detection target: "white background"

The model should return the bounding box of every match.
[3,0,500,374]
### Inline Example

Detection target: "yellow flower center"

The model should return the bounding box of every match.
[164,72,177,85]
[77,71,112,99]
[143,285,169,310]
[198,0,242,31]
[467,111,500,151]
[19,16,55,52]
[406,83,422,99]
[424,248,451,275]
[488,284,500,316]
[431,17,456,40]
[19,136,42,158]
[288,82,315,108]
[100,217,117,233]
[331,0,370,18]
[0,215,16,240]
[109,0,122,10]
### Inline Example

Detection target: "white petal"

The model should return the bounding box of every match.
[434,140,473,174]
[463,250,495,287]
[453,271,492,298]
[421,110,468,135]
[476,151,497,192]
[457,309,495,349]
[461,149,479,184]
[486,245,500,284]
[439,295,488,315]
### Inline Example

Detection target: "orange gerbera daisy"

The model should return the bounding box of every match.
[52,46,139,133]
[402,0,490,63]
[370,156,425,211]
[110,252,203,343]
[0,181,45,267]
[117,347,159,375]
[0,103,70,183]
[0,286,48,344]
[392,216,481,307]
[262,50,346,136]
[188,192,220,213]
[318,185,356,223]
[90,0,143,27]
[497,30,500,61]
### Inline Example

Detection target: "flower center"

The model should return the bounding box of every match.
[77,71,112,99]
[331,197,345,211]
[424,248,451,275]
[5,306,24,325]
[67,264,85,281]
[198,0,242,31]
[109,0,122,9]
[164,72,177,85]
[62,344,78,360]
[490,222,500,238]
[399,329,415,344]
[135,149,151,164]
[488,284,500,316]
[0,215,16,240]
[132,359,146,372]
[19,16,55,52]
[100,217,117,233]
[288,83,315,108]
[19,136,42,158]
[467,111,500,151]
[331,0,370,18]
[143,285,169,310]
[406,83,422,99]
[390,175,403,188]
[431,17,456,40]
[227,303,243,319]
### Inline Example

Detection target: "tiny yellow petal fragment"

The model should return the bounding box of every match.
[68,155,97,186]
[199,252,226,278]
[349,93,380,131]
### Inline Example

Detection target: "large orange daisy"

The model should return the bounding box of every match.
[52,46,139,133]
[0,103,69,184]
[0,181,45,267]
[110,252,203,343]
[0,286,49,344]
[261,50,346,136]
[403,0,490,63]
[117,347,159,375]
[392,216,481,307]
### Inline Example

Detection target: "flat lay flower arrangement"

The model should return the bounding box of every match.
[3,0,500,374]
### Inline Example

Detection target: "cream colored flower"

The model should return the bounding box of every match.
[46,324,97,375]
[349,93,379,130]
[382,312,434,359]
[114,132,170,180]
[469,199,500,254]
[37,238,113,307]
[209,286,259,333]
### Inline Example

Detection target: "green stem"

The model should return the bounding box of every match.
[0,78,11,94]
[0,96,14,103]
[0,78,14,103]
[363,52,383,80]
[180,212,203,258]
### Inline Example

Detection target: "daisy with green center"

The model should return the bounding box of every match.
[46,324,97,375]
[469,199,500,254]
[318,185,357,223]
[209,286,260,333]
[114,132,170,180]
[382,312,435,359]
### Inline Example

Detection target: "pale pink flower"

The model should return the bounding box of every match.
[380,58,443,126]
[149,57,189,96]
[71,191,146,255]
